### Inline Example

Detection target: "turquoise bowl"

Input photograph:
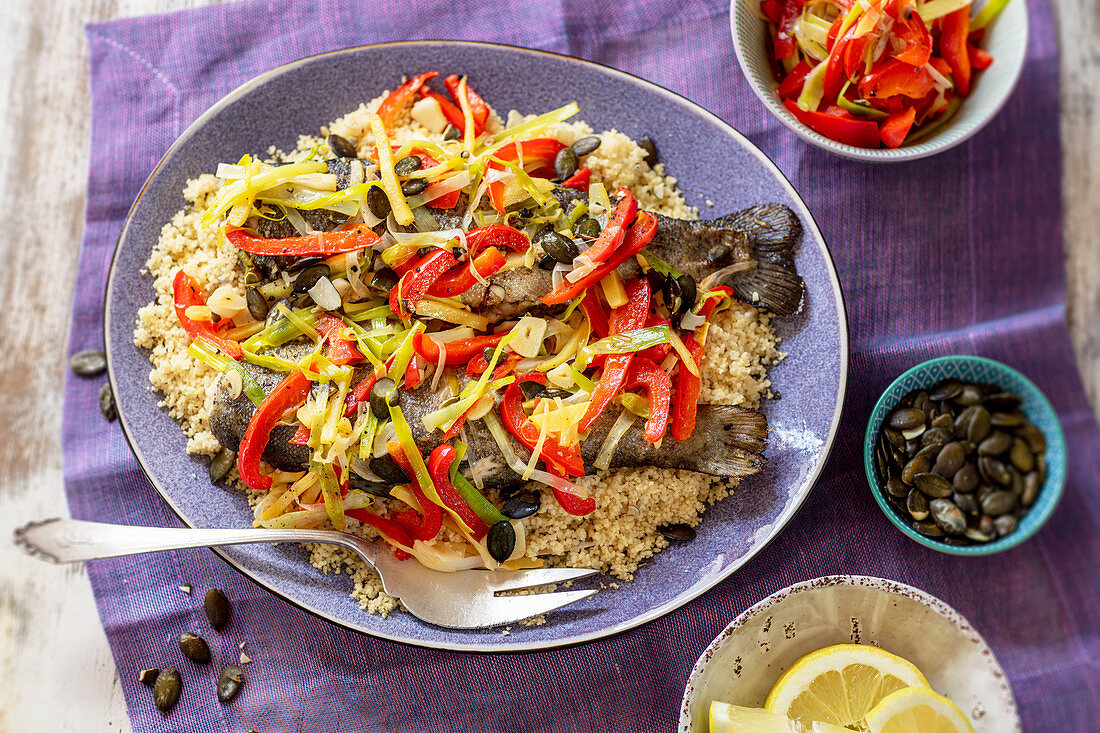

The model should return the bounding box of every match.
[730,0,1029,162]
[864,356,1066,555]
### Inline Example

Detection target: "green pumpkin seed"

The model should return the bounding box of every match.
[154,668,181,714]
[571,136,601,156]
[929,379,963,401]
[204,589,230,630]
[553,147,579,180]
[966,406,991,443]
[889,407,926,431]
[574,217,601,240]
[393,155,422,175]
[367,186,391,220]
[139,668,159,686]
[980,490,1019,517]
[1009,439,1034,472]
[930,498,967,535]
[70,349,107,376]
[994,514,1018,537]
[907,489,930,521]
[487,521,517,562]
[217,664,244,703]
[179,632,211,663]
[99,382,117,422]
[401,178,428,196]
[209,449,235,483]
[1021,471,1041,507]
[914,472,953,498]
[932,441,966,477]
[327,134,357,159]
[638,135,658,166]
[952,463,980,493]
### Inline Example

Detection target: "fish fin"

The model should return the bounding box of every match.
[683,405,768,478]
[706,204,806,316]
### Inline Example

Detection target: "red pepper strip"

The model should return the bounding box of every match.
[560,167,591,190]
[487,139,567,213]
[501,375,585,477]
[859,59,934,100]
[637,314,672,363]
[428,445,490,539]
[671,336,705,442]
[390,248,459,319]
[420,89,467,132]
[825,12,844,50]
[760,0,784,24]
[443,75,490,132]
[345,508,414,553]
[317,314,365,366]
[172,270,243,359]
[237,371,311,490]
[465,224,530,255]
[416,331,508,365]
[891,10,932,67]
[388,443,443,541]
[545,465,596,516]
[580,289,610,339]
[376,71,439,128]
[427,247,507,297]
[540,211,658,305]
[465,350,522,380]
[968,44,993,71]
[621,357,671,443]
[783,99,881,148]
[825,23,861,103]
[776,61,812,99]
[289,422,310,446]
[841,32,873,80]
[940,7,972,96]
[773,0,803,60]
[582,188,638,264]
[226,226,379,257]
[579,279,651,433]
[696,285,734,319]
[880,107,918,149]
[405,355,422,389]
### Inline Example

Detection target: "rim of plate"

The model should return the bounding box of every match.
[104,40,850,652]
[729,0,1029,163]
[678,574,1020,731]
[863,355,1066,556]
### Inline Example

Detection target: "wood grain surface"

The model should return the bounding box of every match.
[0,1,1094,731]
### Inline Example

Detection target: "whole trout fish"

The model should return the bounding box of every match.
[208,345,767,490]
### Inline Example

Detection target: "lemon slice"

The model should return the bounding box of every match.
[764,644,929,727]
[709,701,850,733]
[864,686,975,733]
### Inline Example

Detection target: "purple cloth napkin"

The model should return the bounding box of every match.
[67,0,1099,730]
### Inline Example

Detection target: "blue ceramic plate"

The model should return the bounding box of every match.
[864,356,1066,555]
[105,42,848,651]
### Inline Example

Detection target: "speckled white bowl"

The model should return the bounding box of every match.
[679,576,1020,732]
[730,0,1029,162]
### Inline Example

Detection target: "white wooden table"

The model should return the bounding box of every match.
[0,1,1095,730]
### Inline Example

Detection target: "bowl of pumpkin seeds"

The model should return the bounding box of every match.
[865,355,1066,555]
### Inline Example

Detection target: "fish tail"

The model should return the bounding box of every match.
[705,203,805,316]
[678,405,767,478]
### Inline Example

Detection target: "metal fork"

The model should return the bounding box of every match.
[14,518,598,629]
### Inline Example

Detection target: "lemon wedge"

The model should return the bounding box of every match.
[709,701,850,733]
[864,686,975,733]
[764,644,929,727]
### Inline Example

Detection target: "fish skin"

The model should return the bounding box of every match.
[449,188,805,317]
[208,346,767,487]
[248,158,368,239]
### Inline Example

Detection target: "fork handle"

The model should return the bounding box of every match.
[13,518,374,565]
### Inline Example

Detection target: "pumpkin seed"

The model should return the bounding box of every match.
[978,431,1012,456]
[367,186,391,220]
[394,155,422,176]
[70,349,107,376]
[349,472,393,498]
[885,477,908,498]
[574,217,601,240]
[930,498,967,535]
[966,406,992,443]
[930,413,955,430]
[991,410,1024,428]
[901,455,930,486]
[1018,421,1047,454]
[907,489,930,521]
[933,441,966,477]
[154,668,181,714]
[658,523,696,542]
[139,668,159,686]
[293,263,331,293]
[208,449,235,483]
[327,133,357,159]
[98,382,117,422]
[955,384,983,406]
[952,463,979,493]
[571,136,601,156]
[1009,439,1034,472]
[953,491,979,515]
[913,520,944,537]
[1021,471,1041,507]
[914,472,953,498]
[502,490,541,519]
[179,632,211,663]
[204,589,230,630]
[487,521,517,563]
[245,287,269,321]
[553,147,579,180]
[889,407,926,431]
[442,124,460,141]
[401,178,428,196]
[979,456,1012,486]
[980,490,1018,517]
[368,454,409,484]
[538,227,580,263]
[217,664,244,703]
[994,514,1018,537]
[929,379,963,401]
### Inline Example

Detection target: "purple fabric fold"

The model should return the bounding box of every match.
[66,0,1099,730]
